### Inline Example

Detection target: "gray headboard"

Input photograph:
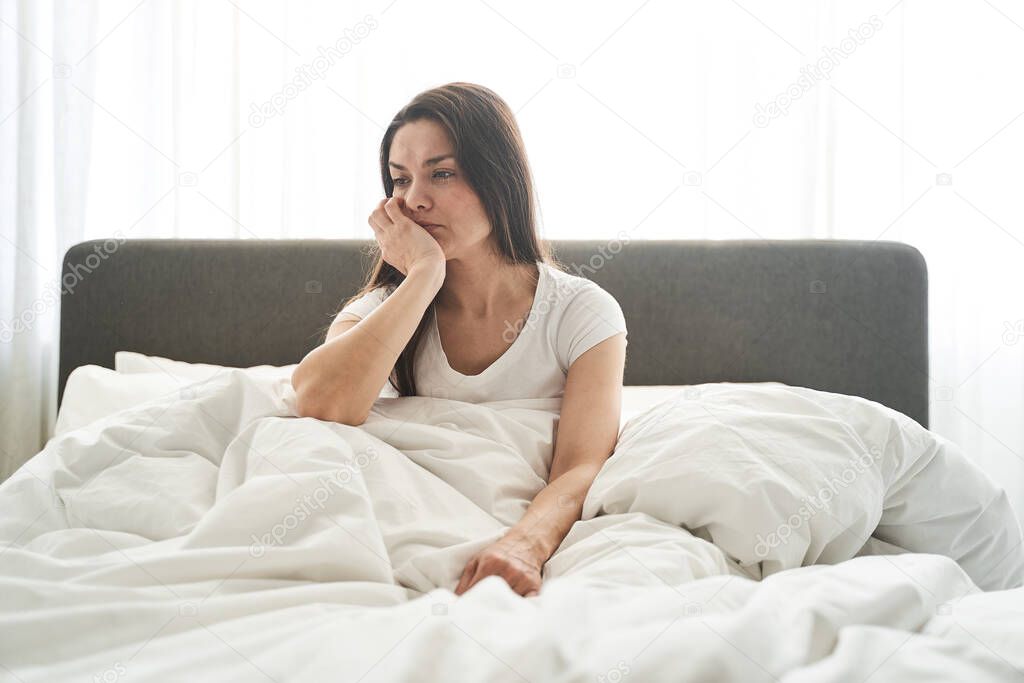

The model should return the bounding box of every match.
[59,239,929,428]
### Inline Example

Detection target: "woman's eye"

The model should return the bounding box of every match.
[391,172,454,187]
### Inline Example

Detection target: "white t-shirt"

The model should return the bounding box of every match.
[337,261,628,403]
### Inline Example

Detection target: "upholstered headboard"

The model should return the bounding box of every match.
[58,239,929,428]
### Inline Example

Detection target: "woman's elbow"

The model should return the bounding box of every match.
[292,383,366,426]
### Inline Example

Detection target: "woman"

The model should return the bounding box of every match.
[291,82,628,599]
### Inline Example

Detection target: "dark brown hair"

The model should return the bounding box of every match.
[329,82,561,396]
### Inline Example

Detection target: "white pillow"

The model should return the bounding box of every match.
[113,351,400,408]
[55,365,183,436]
[114,351,295,383]
[115,351,301,411]
[55,354,304,441]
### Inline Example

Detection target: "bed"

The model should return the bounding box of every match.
[2,238,1022,681]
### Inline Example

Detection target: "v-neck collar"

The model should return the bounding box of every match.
[432,261,546,379]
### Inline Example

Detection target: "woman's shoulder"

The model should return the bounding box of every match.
[537,262,626,333]
[540,262,619,308]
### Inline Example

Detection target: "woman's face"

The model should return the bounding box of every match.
[388,119,492,260]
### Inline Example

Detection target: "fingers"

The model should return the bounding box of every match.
[367,213,382,234]
[454,554,541,598]
[508,572,541,597]
[369,196,411,233]
[369,204,391,231]
[454,557,479,596]
[382,196,407,224]
[462,561,487,594]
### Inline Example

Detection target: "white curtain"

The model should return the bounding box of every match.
[2,0,1022,522]
[1,0,97,482]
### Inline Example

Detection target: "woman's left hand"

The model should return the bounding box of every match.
[454,536,544,597]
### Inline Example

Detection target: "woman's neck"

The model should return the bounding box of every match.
[437,254,538,319]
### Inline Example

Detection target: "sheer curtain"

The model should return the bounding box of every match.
[1,0,97,482]
[2,0,1022,522]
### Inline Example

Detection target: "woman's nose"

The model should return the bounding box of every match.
[404,181,431,211]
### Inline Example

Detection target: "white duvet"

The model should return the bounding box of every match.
[1,369,1023,682]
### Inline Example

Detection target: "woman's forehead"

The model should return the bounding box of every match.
[392,120,452,156]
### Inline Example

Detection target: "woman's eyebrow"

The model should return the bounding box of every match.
[388,154,455,171]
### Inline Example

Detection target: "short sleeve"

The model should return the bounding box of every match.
[557,283,628,369]
[337,287,388,321]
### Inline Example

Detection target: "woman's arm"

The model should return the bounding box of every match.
[454,332,627,596]
[291,262,444,426]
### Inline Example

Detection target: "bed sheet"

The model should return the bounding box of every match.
[3,369,1022,682]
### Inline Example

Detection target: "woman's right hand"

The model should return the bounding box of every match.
[368,196,446,277]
